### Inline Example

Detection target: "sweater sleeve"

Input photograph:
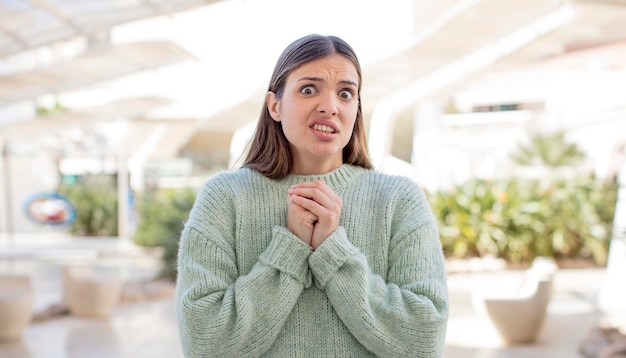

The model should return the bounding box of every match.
[176,180,312,358]
[308,183,449,358]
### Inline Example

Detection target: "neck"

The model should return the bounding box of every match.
[275,164,363,193]
[291,158,343,176]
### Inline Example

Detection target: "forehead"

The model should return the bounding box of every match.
[289,55,359,85]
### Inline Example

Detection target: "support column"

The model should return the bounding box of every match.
[411,101,443,191]
[117,154,130,244]
[599,163,626,327]
[0,139,14,247]
[368,99,396,169]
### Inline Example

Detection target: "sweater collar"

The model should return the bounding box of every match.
[277,164,366,192]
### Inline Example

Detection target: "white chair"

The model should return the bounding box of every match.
[62,265,122,319]
[0,275,33,342]
[472,257,558,344]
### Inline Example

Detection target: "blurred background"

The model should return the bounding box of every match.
[1,0,625,357]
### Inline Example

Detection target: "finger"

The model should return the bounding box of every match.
[288,181,340,208]
[291,195,341,228]
[290,194,323,215]
[288,196,318,223]
[289,179,332,193]
[287,197,317,246]
[288,188,332,208]
[290,191,341,220]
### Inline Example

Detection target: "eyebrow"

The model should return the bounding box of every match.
[297,76,358,87]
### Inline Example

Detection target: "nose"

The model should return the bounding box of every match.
[317,92,338,116]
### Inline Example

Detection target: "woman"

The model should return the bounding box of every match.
[176,34,448,357]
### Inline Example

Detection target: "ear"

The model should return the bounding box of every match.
[267,91,281,122]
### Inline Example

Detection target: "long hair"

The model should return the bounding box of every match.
[242,34,373,179]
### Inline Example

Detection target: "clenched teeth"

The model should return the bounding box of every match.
[312,124,335,133]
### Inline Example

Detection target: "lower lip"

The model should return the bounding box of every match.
[311,127,336,141]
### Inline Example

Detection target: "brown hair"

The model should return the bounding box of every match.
[242,34,373,179]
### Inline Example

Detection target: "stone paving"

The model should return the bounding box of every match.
[0,235,613,358]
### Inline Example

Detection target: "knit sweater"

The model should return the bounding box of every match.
[176,164,448,357]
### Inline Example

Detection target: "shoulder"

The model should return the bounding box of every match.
[204,167,256,185]
[192,168,256,208]
[359,171,433,220]
[360,170,426,197]
[186,169,262,232]
[199,168,262,194]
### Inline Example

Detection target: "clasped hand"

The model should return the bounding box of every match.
[287,180,342,250]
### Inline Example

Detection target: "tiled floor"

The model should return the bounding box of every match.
[1,299,182,358]
[443,268,606,358]
[0,235,614,358]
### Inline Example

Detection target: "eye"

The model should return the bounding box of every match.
[339,89,354,100]
[299,85,317,95]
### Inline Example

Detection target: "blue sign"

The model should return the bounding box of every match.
[23,192,76,226]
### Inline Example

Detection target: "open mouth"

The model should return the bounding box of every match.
[311,124,336,134]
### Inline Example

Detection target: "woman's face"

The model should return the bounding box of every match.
[267,54,359,175]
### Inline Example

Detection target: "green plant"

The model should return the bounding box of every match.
[510,130,586,168]
[132,187,196,280]
[427,176,617,266]
[35,98,69,116]
[547,176,618,264]
[57,175,118,236]
[428,179,503,259]
[511,129,588,191]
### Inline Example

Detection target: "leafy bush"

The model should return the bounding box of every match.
[511,130,586,168]
[57,175,118,236]
[427,176,617,266]
[132,187,196,280]
[427,128,618,266]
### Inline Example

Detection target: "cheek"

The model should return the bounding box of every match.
[346,109,358,129]
[279,115,301,140]
[279,99,300,121]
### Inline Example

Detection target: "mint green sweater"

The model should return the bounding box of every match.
[176,164,448,357]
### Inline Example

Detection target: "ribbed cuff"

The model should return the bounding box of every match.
[309,227,358,289]
[259,226,313,286]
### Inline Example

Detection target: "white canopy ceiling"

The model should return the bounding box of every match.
[0,0,219,59]
[0,41,195,107]
[199,0,626,133]
[0,0,212,160]
[3,96,199,161]
[2,0,626,161]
